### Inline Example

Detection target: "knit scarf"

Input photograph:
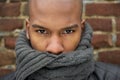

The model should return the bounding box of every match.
[15,23,95,80]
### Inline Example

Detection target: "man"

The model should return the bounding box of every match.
[0,0,120,80]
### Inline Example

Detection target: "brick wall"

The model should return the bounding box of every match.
[84,0,120,65]
[0,0,120,77]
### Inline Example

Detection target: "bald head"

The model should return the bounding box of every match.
[28,0,83,20]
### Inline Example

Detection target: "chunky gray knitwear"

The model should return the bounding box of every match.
[15,23,95,80]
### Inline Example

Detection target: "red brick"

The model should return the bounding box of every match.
[116,18,120,31]
[0,3,21,17]
[98,50,120,65]
[86,3,120,16]
[0,19,23,31]
[0,68,15,77]
[0,51,16,66]
[92,34,113,49]
[87,18,112,32]
[116,33,120,47]
[4,36,17,49]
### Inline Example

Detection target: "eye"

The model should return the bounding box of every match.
[36,29,48,34]
[63,29,75,34]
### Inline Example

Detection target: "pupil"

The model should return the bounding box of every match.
[41,30,45,33]
[66,30,71,33]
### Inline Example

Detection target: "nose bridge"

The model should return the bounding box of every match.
[51,34,61,44]
[46,34,64,54]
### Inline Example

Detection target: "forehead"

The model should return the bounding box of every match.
[29,0,81,18]
[31,0,77,11]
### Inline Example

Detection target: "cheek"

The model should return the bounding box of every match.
[63,33,81,52]
[31,39,45,51]
[29,33,48,52]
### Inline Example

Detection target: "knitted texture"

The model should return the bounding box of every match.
[15,23,94,80]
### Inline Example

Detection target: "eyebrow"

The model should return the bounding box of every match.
[32,24,48,30]
[32,24,79,30]
[62,24,79,30]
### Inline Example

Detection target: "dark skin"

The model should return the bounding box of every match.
[26,0,85,55]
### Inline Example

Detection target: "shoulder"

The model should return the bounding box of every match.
[95,62,120,74]
[93,62,120,80]
[0,72,16,80]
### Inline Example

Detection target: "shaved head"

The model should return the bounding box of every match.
[28,0,83,20]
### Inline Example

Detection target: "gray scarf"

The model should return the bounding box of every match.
[15,23,95,80]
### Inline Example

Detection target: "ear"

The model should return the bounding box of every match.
[81,19,85,30]
[26,19,30,39]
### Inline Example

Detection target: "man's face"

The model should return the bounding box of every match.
[26,0,84,55]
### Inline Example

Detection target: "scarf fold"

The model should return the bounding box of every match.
[15,23,95,80]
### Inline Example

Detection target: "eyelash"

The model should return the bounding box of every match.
[35,29,75,35]
[35,29,48,34]
[62,29,75,34]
